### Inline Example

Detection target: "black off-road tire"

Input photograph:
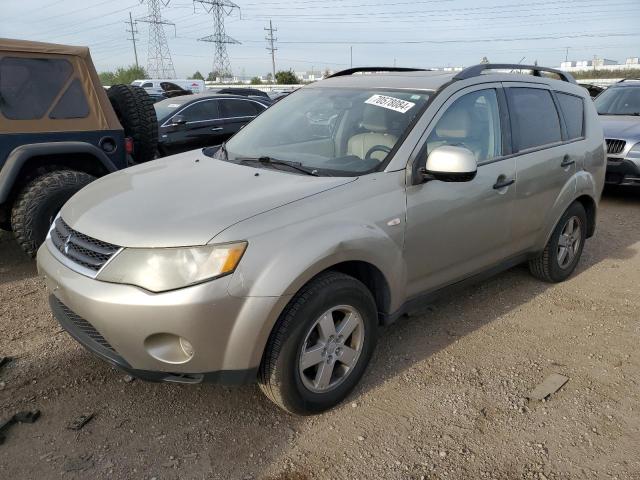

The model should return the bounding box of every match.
[259,271,378,415]
[107,84,158,163]
[11,170,95,257]
[528,202,587,283]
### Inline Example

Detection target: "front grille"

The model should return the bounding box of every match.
[606,139,626,155]
[52,297,115,352]
[50,217,120,272]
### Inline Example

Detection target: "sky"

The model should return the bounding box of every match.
[1,0,639,78]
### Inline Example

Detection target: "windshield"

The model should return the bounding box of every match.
[595,86,640,115]
[154,98,186,120]
[220,87,431,176]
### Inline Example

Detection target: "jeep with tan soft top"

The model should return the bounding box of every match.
[0,38,158,256]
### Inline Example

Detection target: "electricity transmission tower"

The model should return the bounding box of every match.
[264,20,277,81]
[193,0,240,81]
[126,12,140,69]
[138,0,176,79]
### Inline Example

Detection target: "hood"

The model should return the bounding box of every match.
[62,152,355,248]
[599,115,640,141]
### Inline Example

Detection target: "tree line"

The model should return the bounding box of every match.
[98,66,301,85]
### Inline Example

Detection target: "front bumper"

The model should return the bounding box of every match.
[606,157,640,185]
[37,241,284,384]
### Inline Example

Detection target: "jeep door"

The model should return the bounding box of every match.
[162,99,224,154]
[502,83,580,253]
[404,85,517,297]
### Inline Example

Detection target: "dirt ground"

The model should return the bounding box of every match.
[1,187,639,480]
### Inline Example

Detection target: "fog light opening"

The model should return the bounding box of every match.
[144,333,195,364]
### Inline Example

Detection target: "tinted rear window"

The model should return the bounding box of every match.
[0,57,73,120]
[556,92,584,140]
[220,99,262,117]
[508,87,562,151]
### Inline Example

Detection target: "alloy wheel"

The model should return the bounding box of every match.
[298,305,365,393]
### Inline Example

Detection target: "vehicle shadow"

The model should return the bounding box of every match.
[0,231,36,285]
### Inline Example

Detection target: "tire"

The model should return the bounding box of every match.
[107,84,158,163]
[11,170,95,257]
[259,271,378,415]
[528,201,587,283]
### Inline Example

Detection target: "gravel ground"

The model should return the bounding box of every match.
[1,187,639,480]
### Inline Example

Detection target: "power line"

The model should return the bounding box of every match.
[264,19,277,80]
[126,11,140,69]
[138,0,176,78]
[193,0,241,80]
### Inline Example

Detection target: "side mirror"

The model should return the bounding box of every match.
[423,145,477,182]
[171,114,187,126]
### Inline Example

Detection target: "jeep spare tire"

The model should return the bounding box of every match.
[107,84,158,163]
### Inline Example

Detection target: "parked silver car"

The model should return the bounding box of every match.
[594,79,640,186]
[37,64,605,414]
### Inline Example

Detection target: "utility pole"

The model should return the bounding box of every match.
[138,0,176,78]
[193,0,240,82]
[126,12,139,69]
[264,19,277,82]
[565,46,569,63]
[350,46,353,68]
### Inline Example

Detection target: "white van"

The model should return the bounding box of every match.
[131,79,205,94]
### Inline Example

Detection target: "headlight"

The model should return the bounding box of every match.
[627,142,640,160]
[97,242,247,292]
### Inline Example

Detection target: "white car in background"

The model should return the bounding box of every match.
[132,79,205,95]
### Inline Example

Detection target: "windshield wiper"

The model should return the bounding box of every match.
[236,156,320,176]
[599,112,640,116]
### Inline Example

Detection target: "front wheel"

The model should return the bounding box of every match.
[259,272,378,415]
[528,201,587,283]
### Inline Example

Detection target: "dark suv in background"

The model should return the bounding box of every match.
[154,93,271,156]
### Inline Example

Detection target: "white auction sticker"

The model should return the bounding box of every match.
[167,103,181,108]
[365,94,415,113]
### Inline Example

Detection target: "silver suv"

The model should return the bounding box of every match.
[37,64,605,415]
[594,79,640,186]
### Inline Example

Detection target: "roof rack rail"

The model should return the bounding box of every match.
[617,78,640,83]
[453,63,577,84]
[326,67,429,78]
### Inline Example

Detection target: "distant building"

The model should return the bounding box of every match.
[559,57,640,72]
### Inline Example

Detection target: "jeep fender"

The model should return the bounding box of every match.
[0,142,117,204]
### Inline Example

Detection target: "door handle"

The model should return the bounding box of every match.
[210,127,223,131]
[493,177,515,189]
[561,155,575,168]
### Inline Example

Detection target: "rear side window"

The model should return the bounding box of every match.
[220,99,262,118]
[141,82,153,88]
[508,88,562,151]
[556,92,584,140]
[49,79,89,119]
[0,57,73,120]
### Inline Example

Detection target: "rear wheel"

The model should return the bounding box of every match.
[107,84,158,163]
[11,170,95,257]
[259,272,378,415]
[529,202,587,283]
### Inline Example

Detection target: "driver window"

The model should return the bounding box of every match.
[426,89,502,163]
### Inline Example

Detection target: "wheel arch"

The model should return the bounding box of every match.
[0,142,116,206]
[574,194,596,238]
